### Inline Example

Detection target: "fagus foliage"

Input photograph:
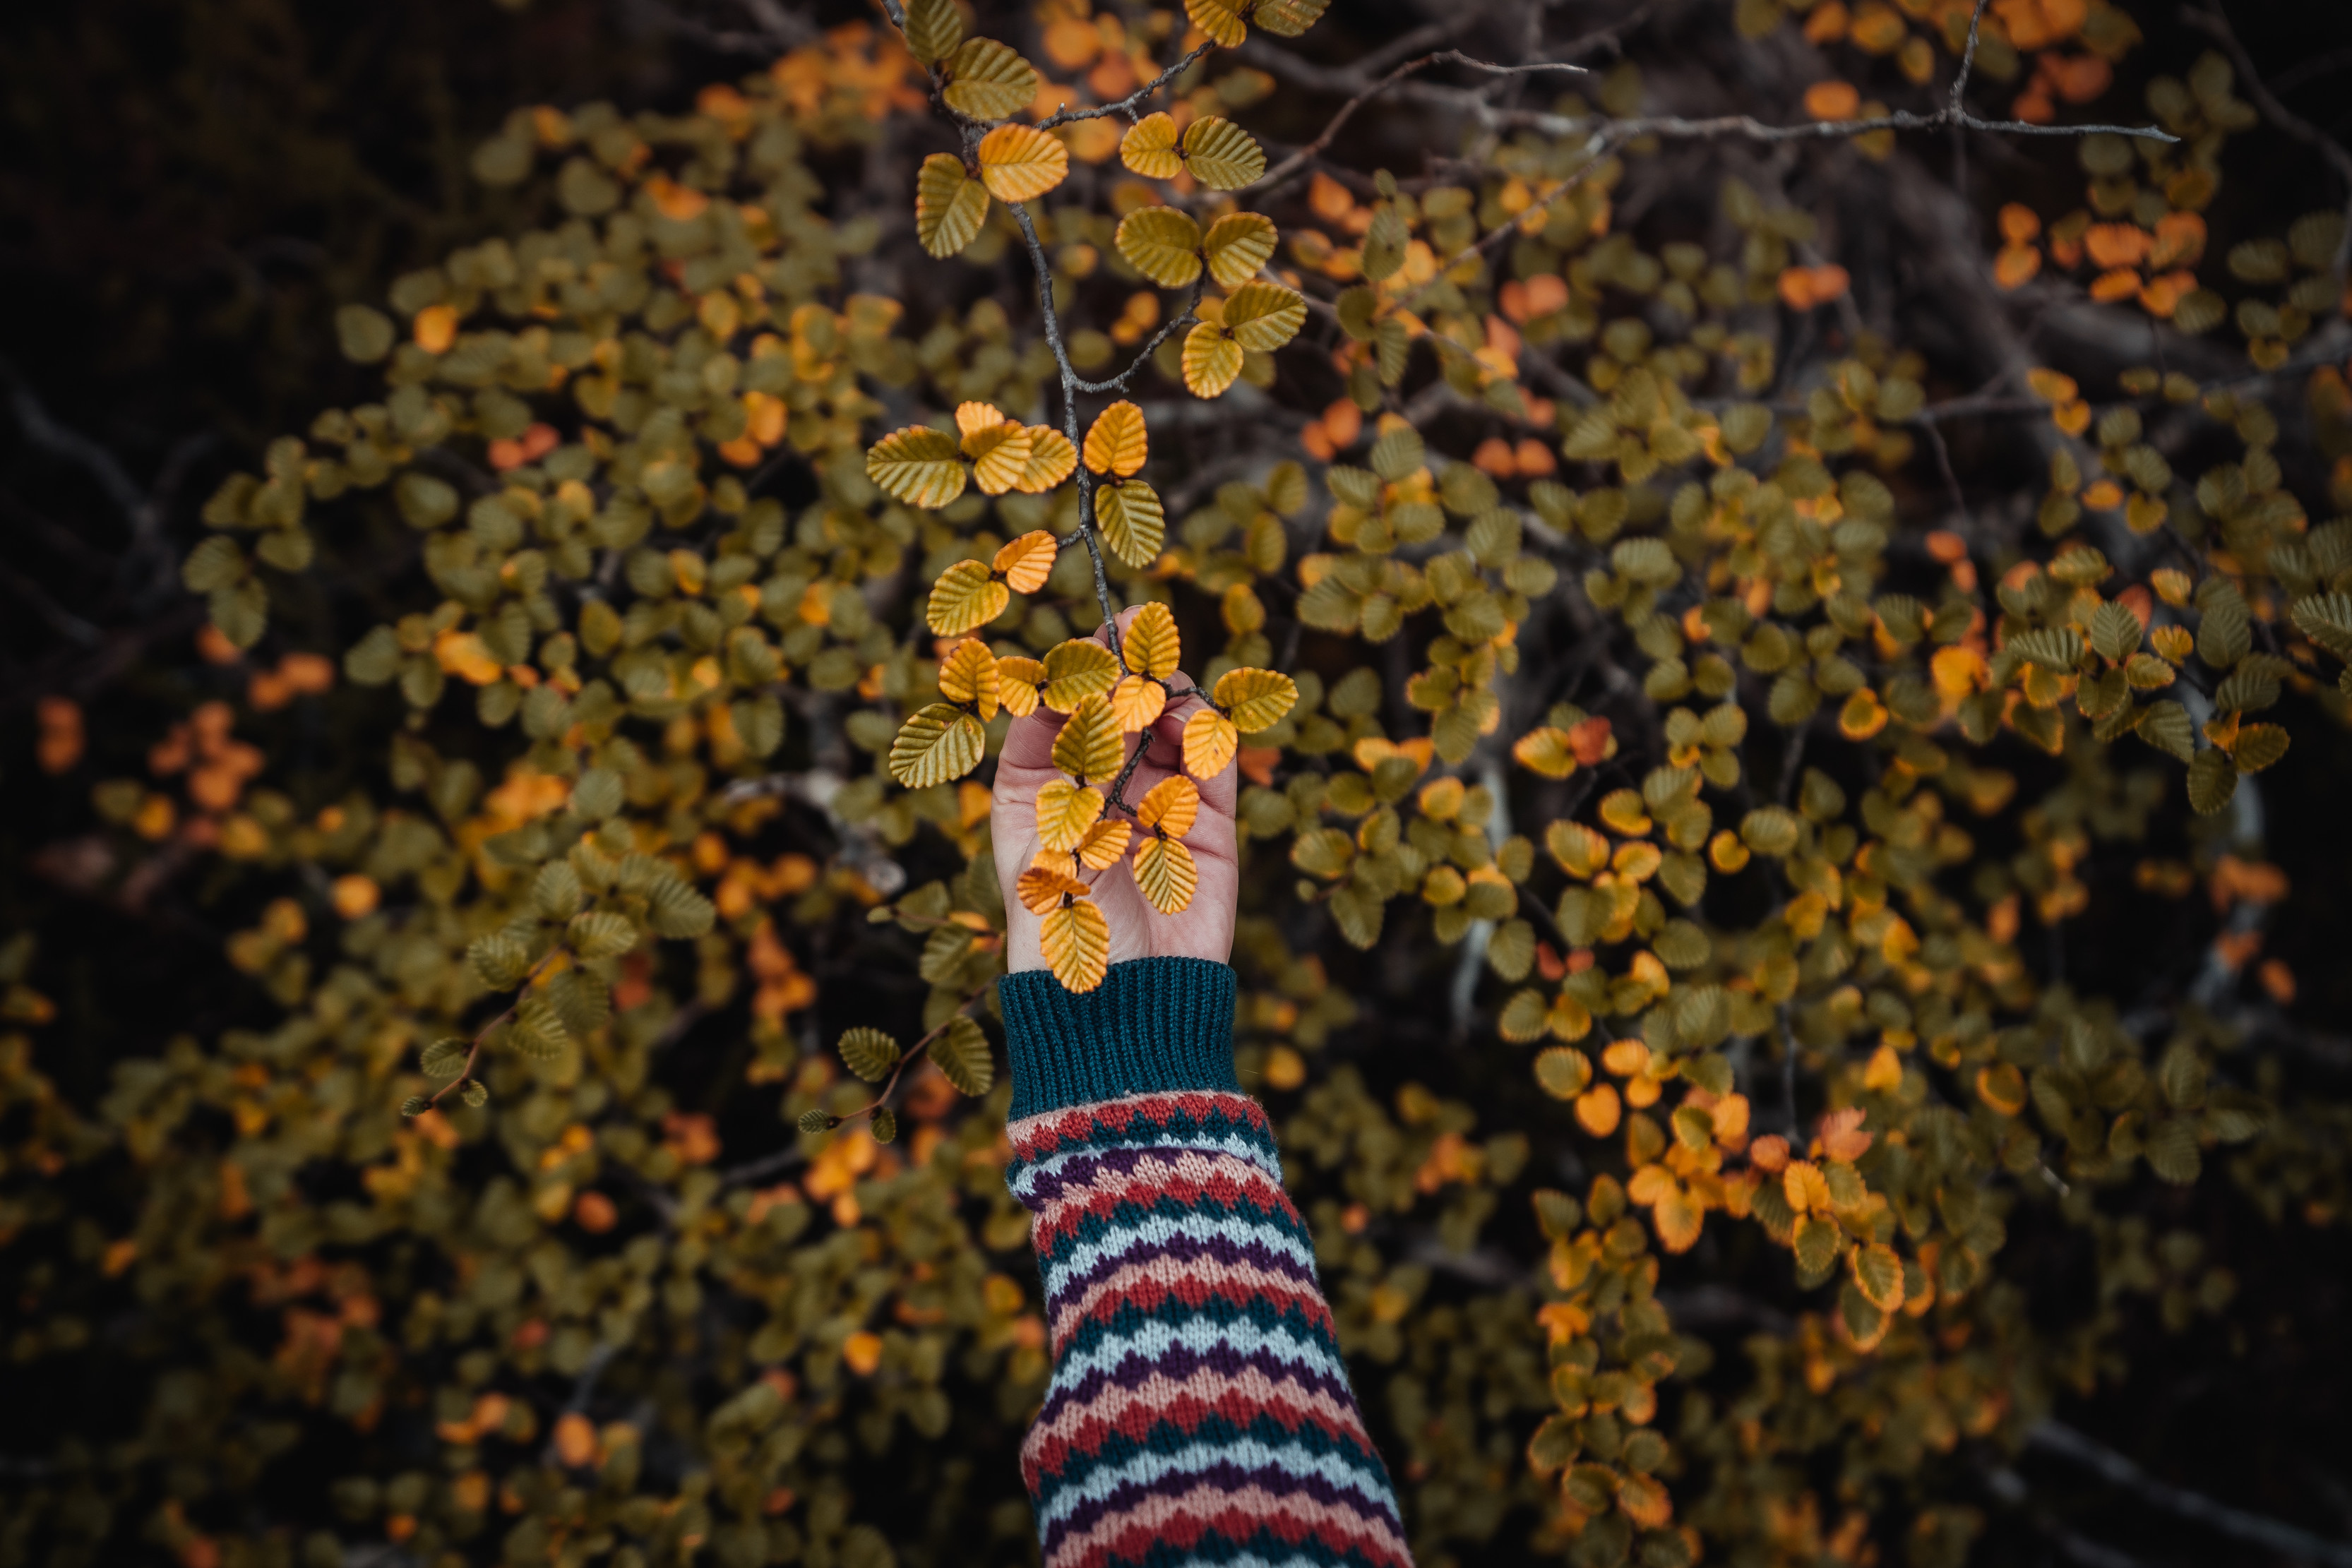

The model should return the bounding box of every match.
[8,2,2352,1567]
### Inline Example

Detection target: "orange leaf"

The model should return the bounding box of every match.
[1998,203,2041,245]
[1016,864,1090,916]
[1072,818,1133,871]
[1034,780,1106,852]
[1181,706,1238,778]
[1131,833,1199,914]
[1041,899,1111,991]
[1818,1106,1873,1162]
[993,529,1058,594]
[1135,775,1200,839]
[1803,80,1861,121]
[1110,674,1166,732]
[975,124,1069,203]
[996,655,1046,717]
[1082,401,1149,477]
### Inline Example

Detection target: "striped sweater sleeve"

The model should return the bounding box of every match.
[999,956,1414,1568]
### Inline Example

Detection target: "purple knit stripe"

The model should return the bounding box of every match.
[1040,1225,1323,1308]
[1039,1456,1406,1545]
[1032,1340,1363,1429]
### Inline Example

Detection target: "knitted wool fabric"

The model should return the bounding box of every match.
[1001,957,1413,1568]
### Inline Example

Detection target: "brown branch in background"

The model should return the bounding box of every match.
[2180,4,2352,279]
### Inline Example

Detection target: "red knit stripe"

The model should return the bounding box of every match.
[1043,1482,1413,1568]
[1024,1365,1377,1482]
[1031,1149,1291,1248]
[1049,1253,1334,1354]
[1009,1090,1268,1160]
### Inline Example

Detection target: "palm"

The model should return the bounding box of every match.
[990,607,1238,976]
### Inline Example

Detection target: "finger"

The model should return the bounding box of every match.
[997,702,1068,774]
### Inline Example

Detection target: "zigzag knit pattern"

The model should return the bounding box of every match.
[1006,1087,1413,1568]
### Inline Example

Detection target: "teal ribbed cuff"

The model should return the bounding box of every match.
[999,957,1239,1120]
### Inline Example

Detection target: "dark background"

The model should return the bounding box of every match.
[7,2,2352,1564]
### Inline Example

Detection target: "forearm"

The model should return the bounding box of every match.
[1001,957,1412,1568]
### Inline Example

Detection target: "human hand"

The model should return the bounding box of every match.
[990,604,1239,976]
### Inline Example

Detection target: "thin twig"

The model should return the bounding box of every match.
[2180,5,2352,279]
[2026,1420,2352,1567]
[426,944,568,1106]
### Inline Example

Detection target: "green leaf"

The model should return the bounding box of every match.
[2010,626,2083,671]
[469,932,532,989]
[932,1015,993,1096]
[2135,700,2194,762]
[797,1108,836,1135]
[572,766,625,819]
[871,1107,899,1144]
[2185,747,2238,814]
[900,0,963,63]
[2087,601,2144,662]
[568,911,639,960]
[2291,592,2352,657]
[838,1027,902,1083]
[420,1039,470,1079]
[460,1079,490,1109]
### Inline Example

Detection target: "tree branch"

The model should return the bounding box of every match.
[2026,1420,2352,1567]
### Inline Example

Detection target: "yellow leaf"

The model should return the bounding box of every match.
[914,153,989,258]
[1052,694,1125,783]
[1041,899,1111,991]
[1512,726,1578,779]
[1135,775,1200,839]
[1180,116,1265,190]
[997,654,1047,717]
[926,558,1011,635]
[1073,817,1133,870]
[1202,212,1279,288]
[976,124,1068,203]
[1654,1185,1704,1254]
[866,424,968,508]
[1213,666,1298,732]
[993,529,1059,593]
[1132,833,1199,914]
[1119,113,1183,179]
[1114,206,1203,287]
[1094,479,1165,565]
[1123,600,1181,678]
[963,421,1036,496]
[1034,779,1106,851]
[1182,323,1245,398]
[1041,638,1121,712]
[888,703,985,787]
[1221,281,1306,352]
[1184,0,1247,47]
[1084,402,1149,479]
[940,38,1037,119]
[1017,863,1090,916]
[1014,426,1077,492]
[937,638,1001,721]
[1183,706,1238,777]
[1111,674,1167,731]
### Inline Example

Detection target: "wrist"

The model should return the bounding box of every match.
[997,956,1238,1120]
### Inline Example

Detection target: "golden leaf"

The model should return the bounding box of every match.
[940,37,1037,119]
[1654,1184,1704,1254]
[1082,402,1149,478]
[1052,694,1124,783]
[1181,323,1245,398]
[900,0,965,63]
[1041,899,1111,991]
[1213,666,1298,732]
[993,529,1059,594]
[1180,117,1265,190]
[1119,113,1183,179]
[976,123,1069,203]
[963,420,1035,496]
[926,558,1010,635]
[914,153,989,258]
[1512,726,1578,779]
[1253,0,1330,36]
[1132,833,1199,914]
[1221,281,1306,352]
[955,401,1008,440]
[937,639,1001,721]
[1034,779,1106,851]
[1547,820,1609,878]
[1184,0,1247,48]
[1114,206,1203,287]
[1123,599,1182,678]
[888,703,985,787]
[1202,212,1279,288]
[1016,864,1090,916]
[1183,706,1239,777]
[1110,674,1167,731]
[1015,426,1077,492]
[1135,775,1200,839]
[1073,817,1133,870]
[1094,479,1165,565]
[1040,638,1121,712]
[997,654,1047,717]
[866,424,968,508]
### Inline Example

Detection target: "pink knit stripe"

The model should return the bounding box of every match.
[1023,1363,1378,1482]
[1042,1480,1414,1568]
[1047,1252,1333,1353]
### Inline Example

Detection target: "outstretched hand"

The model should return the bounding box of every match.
[991,604,1239,975]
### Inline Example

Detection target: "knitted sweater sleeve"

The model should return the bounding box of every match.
[998,955,1413,1568]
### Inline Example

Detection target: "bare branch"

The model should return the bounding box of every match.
[2026,1420,2352,1567]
